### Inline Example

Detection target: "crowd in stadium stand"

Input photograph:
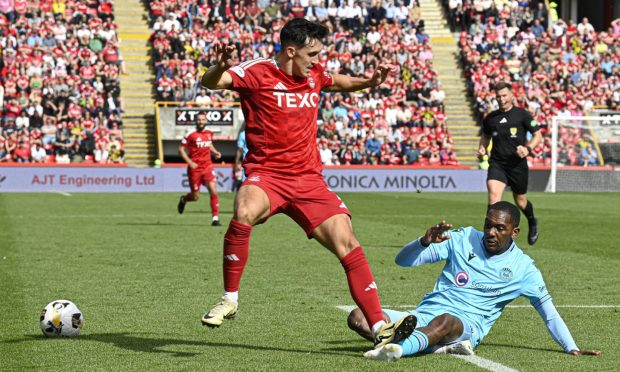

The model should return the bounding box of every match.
[0,0,125,164]
[448,0,620,167]
[148,0,459,166]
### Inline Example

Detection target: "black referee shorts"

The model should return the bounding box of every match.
[487,161,529,195]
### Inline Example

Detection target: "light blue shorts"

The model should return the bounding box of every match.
[383,308,481,349]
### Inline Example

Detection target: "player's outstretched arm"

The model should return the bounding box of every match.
[568,350,601,356]
[535,300,600,356]
[324,64,395,93]
[201,44,235,90]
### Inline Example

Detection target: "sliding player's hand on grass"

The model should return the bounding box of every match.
[569,349,601,356]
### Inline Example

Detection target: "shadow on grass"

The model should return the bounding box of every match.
[3,333,363,358]
[118,222,206,227]
[182,210,233,215]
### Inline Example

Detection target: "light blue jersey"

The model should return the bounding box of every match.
[237,130,248,159]
[237,130,248,180]
[396,226,553,346]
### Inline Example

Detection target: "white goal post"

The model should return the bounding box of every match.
[547,115,620,193]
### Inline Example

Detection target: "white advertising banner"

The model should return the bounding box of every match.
[0,166,487,192]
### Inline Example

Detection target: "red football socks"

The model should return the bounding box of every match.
[223,219,252,292]
[210,194,219,217]
[340,246,384,328]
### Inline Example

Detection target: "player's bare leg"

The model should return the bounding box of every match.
[206,181,221,226]
[311,214,360,260]
[232,184,271,225]
[514,192,538,245]
[178,190,199,214]
[312,215,414,348]
[202,184,270,327]
[347,308,389,342]
[487,179,506,205]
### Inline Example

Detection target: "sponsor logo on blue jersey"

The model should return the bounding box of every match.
[471,281,502,296]
[455,271,469,286]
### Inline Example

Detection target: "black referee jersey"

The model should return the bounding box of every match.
[482,106,541,165]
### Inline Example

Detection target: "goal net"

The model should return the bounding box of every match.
[546,115,620,192]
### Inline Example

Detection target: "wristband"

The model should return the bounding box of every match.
[525,145,532,154]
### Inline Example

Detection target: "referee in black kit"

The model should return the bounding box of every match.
[477,82,543,245]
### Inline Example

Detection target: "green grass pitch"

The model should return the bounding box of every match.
[0,192,618,371]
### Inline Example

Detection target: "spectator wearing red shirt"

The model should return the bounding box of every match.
[0,129,9,162]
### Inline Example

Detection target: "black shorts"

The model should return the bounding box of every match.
[487,161,528,195]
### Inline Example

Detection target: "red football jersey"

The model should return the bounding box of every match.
[228,58,333,176]
[181,129,214,168]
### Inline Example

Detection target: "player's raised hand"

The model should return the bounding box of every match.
[214,43,237,70]
[421,221,453,246]
[568,350,601,356]
[370,64,396,87]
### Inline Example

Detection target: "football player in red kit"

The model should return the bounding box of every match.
[177,112,223,226]
[199,18,415,348]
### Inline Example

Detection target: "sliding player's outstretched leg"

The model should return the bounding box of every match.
[363,312,468,361]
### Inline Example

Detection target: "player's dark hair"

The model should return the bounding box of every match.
[488,201,520,227]
[280,18,328,48]
[494,82,512,92]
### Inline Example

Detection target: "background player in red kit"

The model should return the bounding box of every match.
[199,18,416,348]
[177,112,223,226]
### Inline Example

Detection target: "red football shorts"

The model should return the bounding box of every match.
[188,166,216,192]
[242,172,351,237]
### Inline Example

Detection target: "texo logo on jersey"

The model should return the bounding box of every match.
[273,92,319,108]
[194,137,212,148]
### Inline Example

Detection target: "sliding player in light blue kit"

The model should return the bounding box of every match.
[348,201,600,361]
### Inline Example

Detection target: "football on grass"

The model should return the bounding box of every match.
[40,300,83,337]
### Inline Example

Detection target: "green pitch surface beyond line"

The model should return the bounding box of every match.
[0,192,618,371]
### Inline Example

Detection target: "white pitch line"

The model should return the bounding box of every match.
[336,305,356,312]
[348,304,620,309]
[452,355,518,372]
[336,304,620,372]
[49,191,72,196]
[505,305,619,308]
[335,305,517,371]
[337,303,616,370]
